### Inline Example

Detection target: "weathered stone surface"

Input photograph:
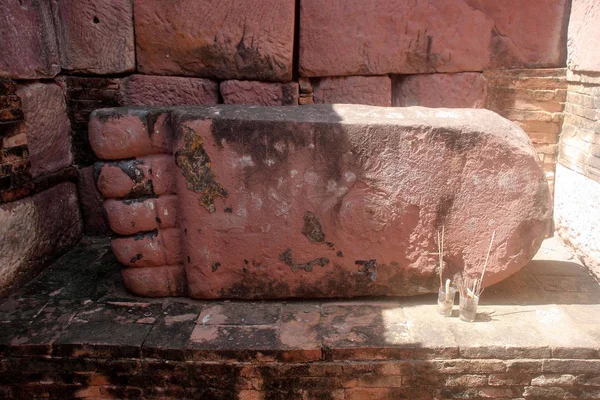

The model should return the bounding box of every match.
[0,0,60,79]
[122,75,219,106]
[568,0,600,73]
[393,73,487,108]
[51,0,135,74]
[312,76,391,106]
[16,82,72,177]
[134,0,295,81]
[89,110,172,160]
[0,182,82,297]
[300,0,569,77]
[1,235,600,397]
[555,164,600,280]
[121,265,187,297]
[77,166,108,236]
[90,105,551,299]
[220,81,299,106]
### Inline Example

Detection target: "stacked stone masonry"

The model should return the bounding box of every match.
[0,0,576,295]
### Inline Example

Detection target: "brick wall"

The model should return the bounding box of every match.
[1,355,599,399]
[554,0,600,279]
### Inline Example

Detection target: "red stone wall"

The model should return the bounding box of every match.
[0,0,573,294]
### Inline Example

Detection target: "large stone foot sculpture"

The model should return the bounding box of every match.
[90,105,551,299]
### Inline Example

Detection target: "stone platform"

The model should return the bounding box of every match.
[0,237,599,400]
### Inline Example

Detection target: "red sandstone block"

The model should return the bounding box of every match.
[51,0,135,74]
[300,0,569,77]
[122,75,219,106]
[89,111,172,160]
[121,265,187,297]
[134,0,295,81]
[0,1,60,79]
[16,82,72,177]
[77,166,108,235]
[96,155,178,199]
[567,0,600,73]
[0,182,82,297]
[220,81,299,106]
[312,76,391,106]
[393,73,487,108]
[104,195,177,235]
[111,228,182,267]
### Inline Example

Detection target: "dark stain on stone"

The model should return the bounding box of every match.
[279,248,330,272]
[210,116,354,189]
[224,207,233,213]
[301,211,326,243]
[184,228,188,234]
[187,256,191,264]
[355,259,377,281]
[438,128,483,153]
[337,251,343,257]
[258,365,338,400]
[144,111,163,137]
[129,254,142,263]
[426,35,433,62]
[97,159,155,198]
[133,230,158,241]
[175,126,228,213]
[155,216,161,224]
[121,197,150,205]
[211,262,221,272]
[435,194,455,227]
[281,83,297,105]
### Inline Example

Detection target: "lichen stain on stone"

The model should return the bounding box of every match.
[301,211,326,244]
[355,259,377,281]
[175,126,228,213]
[279,248,330,272]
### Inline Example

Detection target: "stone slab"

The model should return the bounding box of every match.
[567,0,600,73]
[134,0,295,81]
[16,82,72,177]
[122,75,219,107]
[220,80,299,106]
[299,0,569,77]
[0,0,60,79]
[90,105,552,299]
[0,182,82,297]
[312,76,391,106]
[393,73,487,108]
[51,0,135,74]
